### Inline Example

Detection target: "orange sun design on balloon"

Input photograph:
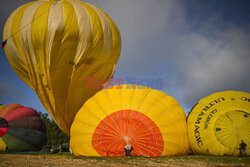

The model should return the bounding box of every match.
[92,110,164,157]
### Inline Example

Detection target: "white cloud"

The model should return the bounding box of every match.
[165,27,250,110]
[87,1,250,112]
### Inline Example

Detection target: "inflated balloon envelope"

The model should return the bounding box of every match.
[0,104,47,152]
[187,91,250,156]
[70,84,189,157]
[3,0,121,135]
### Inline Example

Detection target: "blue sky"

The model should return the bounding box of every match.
[0,0,249,115]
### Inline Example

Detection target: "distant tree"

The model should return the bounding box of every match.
[39,112,69,147]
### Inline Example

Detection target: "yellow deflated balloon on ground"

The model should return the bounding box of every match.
[70,84,189,157]
[3,0,121,135]
[187,91,250,156]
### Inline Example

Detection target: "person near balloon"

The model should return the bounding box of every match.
[124,137,133,157]
[240,140,247,157]
[5,146,9,152]
[124,144,133,157]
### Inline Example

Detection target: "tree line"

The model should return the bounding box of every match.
[39,112,69,147]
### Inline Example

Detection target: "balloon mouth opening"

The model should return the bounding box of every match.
[92,110,164,157]
[214,110,249,149]
[0,118,8,137]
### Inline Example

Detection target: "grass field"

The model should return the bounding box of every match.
[0,152,249,167]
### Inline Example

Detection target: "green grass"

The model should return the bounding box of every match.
[62,153,250,165]
[159,155,250,164]
[1,152,249,165]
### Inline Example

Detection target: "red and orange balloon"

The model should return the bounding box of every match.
[0,104,47,151]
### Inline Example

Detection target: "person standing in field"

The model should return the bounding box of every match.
[124,144,133,157]
[240,140,247,157]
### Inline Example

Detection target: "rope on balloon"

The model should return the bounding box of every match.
[1,3,56,48]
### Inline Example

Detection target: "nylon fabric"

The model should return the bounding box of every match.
[214,111,249,154]
[1,133,38,151]
[70,84,189,157]
[0,138,7,151]
[0,118,8,137]
[92,110,164,157]
[8,116,46,133]
[0,104,47,152]
[3,2,36,89]
[0,103,22,118]
[5,107,39,122]
[3,0,121,135]
[7,128,47,148]
[187,91,250,156]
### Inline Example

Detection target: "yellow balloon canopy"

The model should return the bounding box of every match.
[187,91,250,156]
[3,0,121,135]
[70,84,189,157]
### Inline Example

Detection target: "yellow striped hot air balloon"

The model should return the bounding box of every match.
[187,91,250,156]
[3,0,121,135]
[70,85,189,157]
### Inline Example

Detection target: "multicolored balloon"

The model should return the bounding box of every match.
[3,0,121,135]
[187,91,250,156]
[70,85,189,157]
[0,104,47,152]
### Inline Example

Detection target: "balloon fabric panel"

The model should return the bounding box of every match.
[0,104,22,118]
[5,107,39,122]
[7,128,47,148]
[1,133,38,151]
[8,116,46,133]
